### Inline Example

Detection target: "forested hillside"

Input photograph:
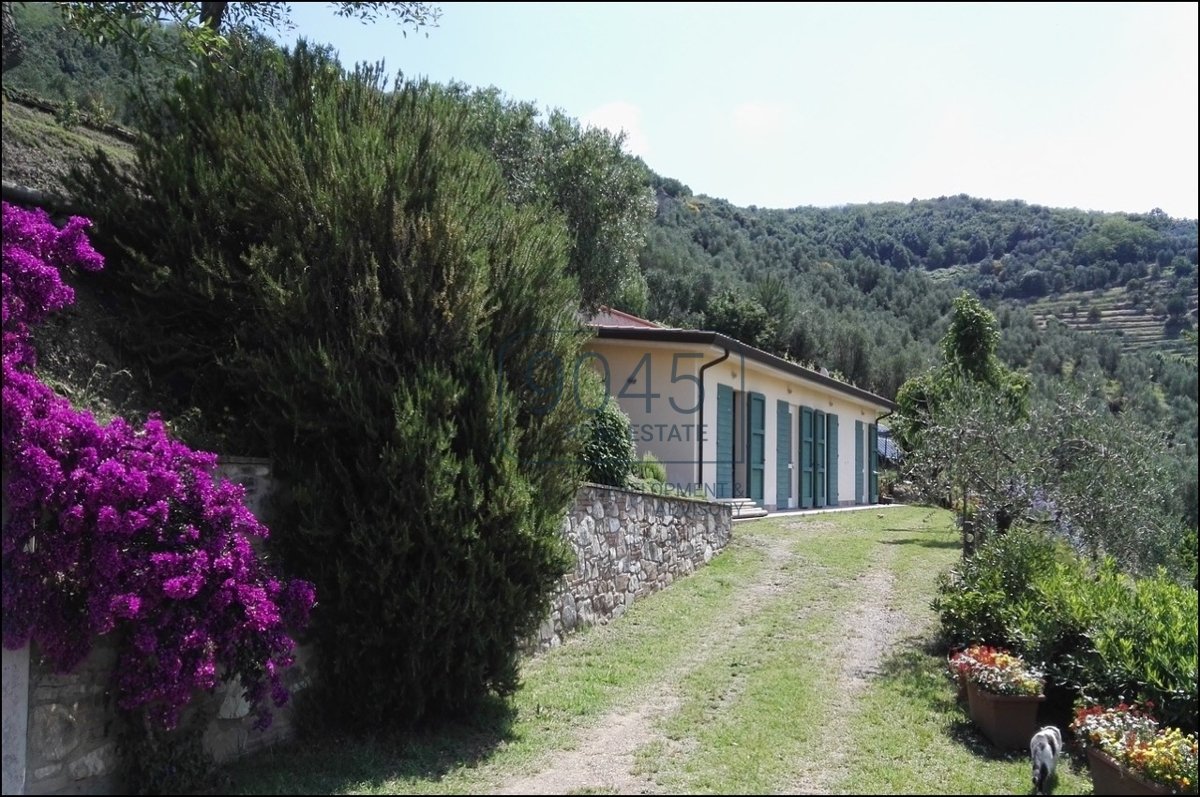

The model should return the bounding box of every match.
[638,182,1197,392]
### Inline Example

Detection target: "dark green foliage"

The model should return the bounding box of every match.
[640,188,1197,398]
[704,288,776,350]
[582,395,634,489]
[4,2,185,126]
[892,292,1030,458]
[119,705,220,795]
[436,85,655,311]
[934,529,1199,732]
[69,41,589,729]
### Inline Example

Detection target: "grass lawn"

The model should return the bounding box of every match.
[223,505,1094,795]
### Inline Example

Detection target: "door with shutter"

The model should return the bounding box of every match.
[747,392,765,503]
[854,420,864,504]
[716,384,733,499]
[799,406,813,508]
[827,413,839,506]
[776,400,792,509]
[868,422,879,503]
[814,409,826,507]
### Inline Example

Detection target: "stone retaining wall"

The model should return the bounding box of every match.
[5,474,732,793]
[534,484,734,650]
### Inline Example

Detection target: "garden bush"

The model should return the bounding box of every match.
[68,42,591,729]
[580,370,634,489]
[934,528,1198,732]
[631,451,667,484]
[933,527,1066,646]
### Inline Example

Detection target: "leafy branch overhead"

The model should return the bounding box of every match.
[55,2,441,67]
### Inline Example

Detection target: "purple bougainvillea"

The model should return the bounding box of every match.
[2,202,314,731]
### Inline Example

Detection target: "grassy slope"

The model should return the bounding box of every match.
[224,506,1093,795]
[1,98,134,196]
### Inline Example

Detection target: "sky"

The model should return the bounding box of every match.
[277,2,1199,219]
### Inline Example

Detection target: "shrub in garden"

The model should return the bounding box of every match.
[583,401,634,488]
[933,526,1066,646]
[935,528,1199,733]
[69,43,591,729]
[1,202,314,734]
[631,451,668,485]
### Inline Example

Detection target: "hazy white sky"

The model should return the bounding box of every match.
[280,2,1199,219]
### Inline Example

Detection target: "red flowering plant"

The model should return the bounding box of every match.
[963,646,1044,697]
[1,202,315,731]
[947,643,1000,687]
[1071,701,1198,793]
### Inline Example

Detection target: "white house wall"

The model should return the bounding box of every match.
[582,339,707,489]
[587,337,890,509]
[731,356,885,509]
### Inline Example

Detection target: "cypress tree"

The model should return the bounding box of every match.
[71,39,589,728]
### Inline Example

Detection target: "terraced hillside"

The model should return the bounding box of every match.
[1,95,135,199]
[1024,278,1199,356]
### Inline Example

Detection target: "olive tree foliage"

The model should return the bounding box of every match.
[893,291,1029,545]
[439,85,656,312]
[893,292,1030,532]
[55,1,439,67]
[896,293,1194,582]
[909,380,1193,583]
[67,41,593,728]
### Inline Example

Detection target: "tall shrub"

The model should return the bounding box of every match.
[70,41,591,728]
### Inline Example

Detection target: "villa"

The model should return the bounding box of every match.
[586,307,896,513]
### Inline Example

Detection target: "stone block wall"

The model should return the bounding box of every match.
[24,641,121,795]
[9,456,308,796]
[20,640,316,796]
[534,484,733,650]
[6,474,731,793]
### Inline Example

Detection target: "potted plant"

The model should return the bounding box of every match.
[1071,702,1198,795]
[965,647,1045,749]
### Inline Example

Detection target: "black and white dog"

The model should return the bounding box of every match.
[1030,725,1063,795]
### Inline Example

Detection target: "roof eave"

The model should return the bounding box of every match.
[590,326,898,411]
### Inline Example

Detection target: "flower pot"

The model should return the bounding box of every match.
[1086,747,1173,796]
[965,679,1045,750]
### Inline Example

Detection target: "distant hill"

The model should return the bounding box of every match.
[641,185,1198,354]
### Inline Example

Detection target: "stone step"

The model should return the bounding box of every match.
[718,498,769,519]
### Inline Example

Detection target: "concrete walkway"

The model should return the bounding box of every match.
[732,502,907,523]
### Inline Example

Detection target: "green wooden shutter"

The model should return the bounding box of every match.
[854,420,864,504]
[716,384,733,499]
[776,400,792,509]
[748,392,765,503]
[868,422,879,503]
[827,413,839,506]
[814,409,826,507]
[800,406,813,508]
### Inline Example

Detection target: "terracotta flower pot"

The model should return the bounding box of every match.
[1086,747,1173,796]
[965,679,1045,750]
